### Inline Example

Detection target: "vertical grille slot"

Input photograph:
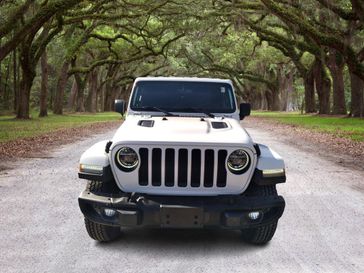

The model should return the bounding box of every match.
[152,148,162,186]
[165,148,175,187]
[178,149,188,187]
[204,149,214,187]
[138,148,148,186]
[191,149,201,187]
[217,150,227,187]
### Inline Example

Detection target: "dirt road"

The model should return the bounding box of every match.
[1,122,363,273]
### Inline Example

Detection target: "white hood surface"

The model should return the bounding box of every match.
[111,116,253,147]
[108,115,257,196]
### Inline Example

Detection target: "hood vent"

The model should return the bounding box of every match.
[211,121,228,129]
[138,120,154,127]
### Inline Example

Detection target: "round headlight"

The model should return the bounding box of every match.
[115,147,139,171]
[227,149,250,174]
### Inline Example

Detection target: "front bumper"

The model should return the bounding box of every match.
[79,191,285,229]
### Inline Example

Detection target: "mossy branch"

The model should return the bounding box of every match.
[0,0,35,37]
[0,0,81,62]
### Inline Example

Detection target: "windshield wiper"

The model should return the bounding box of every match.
[179,107,215,118]
[138,106,177,116]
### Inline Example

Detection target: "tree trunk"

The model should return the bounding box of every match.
[90,73,97,113]
[99,84,105,112]
[17,67,34,119]
[349,70,364,117]
[110,85,119,111]
[103,64,117,111]
[53,61,70,115]
[285,71,294,111]
[39,50,48,117]
[96,83,102,112]
[272,90,280,111]
[66,78,77,111]
[85,86,91,112]
[104,81,113,111]
[314,59,331,114]
[16,46,35,119]
[0,40,2,101]
[304,67,316,113]
[13,49,18,112]
[267,86,280,111]
[327,50,346,114]
[265,90,273,111]
[74,72,85,112]
[3,56,11,108]
[277,66,290,111]
[85,70,97,113]
[263,93,268,110]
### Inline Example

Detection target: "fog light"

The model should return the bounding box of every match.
[104,208,116,217]
[248,211,261,220]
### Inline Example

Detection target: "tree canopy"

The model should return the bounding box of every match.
[0,0,363,118]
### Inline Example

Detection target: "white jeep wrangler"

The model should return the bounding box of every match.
[78,77,286,244]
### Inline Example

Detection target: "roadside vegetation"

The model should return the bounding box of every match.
[253,112,364,142]
[0,112,120,143]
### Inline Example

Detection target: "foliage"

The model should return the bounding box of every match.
[0,0,363,118]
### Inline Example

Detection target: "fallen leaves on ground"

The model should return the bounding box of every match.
[0,121,120,160]
[246,116,364,171]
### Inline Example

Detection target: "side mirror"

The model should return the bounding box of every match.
[115,99,125,115]
[239,103,251,120]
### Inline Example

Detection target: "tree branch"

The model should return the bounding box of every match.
[314,0,359,21]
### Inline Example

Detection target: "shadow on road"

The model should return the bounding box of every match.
[96,228,262,253]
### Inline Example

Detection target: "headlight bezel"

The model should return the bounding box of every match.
[115,147,139,172]
[227,149,251,174]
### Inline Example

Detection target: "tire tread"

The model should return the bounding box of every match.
[242,184,279,244]
[83,181,122,242]
[84,218,121,242]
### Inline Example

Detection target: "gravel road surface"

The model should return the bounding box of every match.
[1,123,363,273]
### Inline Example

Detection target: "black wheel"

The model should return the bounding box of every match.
[84,217,121,242]
[86,180,104,192]
[86,180,122,195]
[241,184,278,245]
[83,181,122,242]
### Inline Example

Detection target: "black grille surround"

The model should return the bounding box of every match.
[111,145,257,195]
[138,147,230,188]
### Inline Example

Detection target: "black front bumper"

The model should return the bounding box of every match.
[79,190,285,229]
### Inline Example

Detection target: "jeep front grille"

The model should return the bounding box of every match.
[138,148,228,188]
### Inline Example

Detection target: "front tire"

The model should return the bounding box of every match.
[84,218,121,242]
[241,184,279,245]
[83,181,122,242]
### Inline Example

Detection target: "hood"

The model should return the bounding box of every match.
[111,116,253,147]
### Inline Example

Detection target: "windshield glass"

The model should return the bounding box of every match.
[130,81,236,113]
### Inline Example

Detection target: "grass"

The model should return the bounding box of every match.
[2,110,362,143]
[252,111,364,142]
[0,111,121,143]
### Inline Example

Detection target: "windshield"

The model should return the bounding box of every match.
[130,81,236,114]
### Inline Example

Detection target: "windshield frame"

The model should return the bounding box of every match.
[129,80,237,115]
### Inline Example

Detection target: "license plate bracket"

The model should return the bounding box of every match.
[160,205,204,228]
